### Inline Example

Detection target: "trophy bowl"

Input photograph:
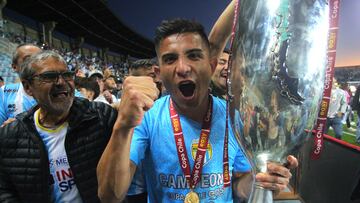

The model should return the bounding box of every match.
[229,0,329,202]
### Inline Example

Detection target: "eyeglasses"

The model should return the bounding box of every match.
[31,71,75,83]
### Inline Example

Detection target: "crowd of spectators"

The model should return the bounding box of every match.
[335,67,360,83]
[0,19,131,88]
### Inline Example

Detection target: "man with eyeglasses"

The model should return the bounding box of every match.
[0,50,122,202]
[0,44,41,127]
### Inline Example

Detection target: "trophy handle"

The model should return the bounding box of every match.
[248,183,273,203]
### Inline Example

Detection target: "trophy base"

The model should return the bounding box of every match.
[248,184,273,203]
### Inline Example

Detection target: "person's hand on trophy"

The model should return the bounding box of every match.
[255,155,299,196]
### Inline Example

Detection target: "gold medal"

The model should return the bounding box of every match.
[184,191,199,203]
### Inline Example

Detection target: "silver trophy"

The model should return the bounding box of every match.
[229,0,329,202]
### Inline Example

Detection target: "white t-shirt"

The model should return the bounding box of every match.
[34,110,83,203]
[327,87,347,118]
[94,94,119,104]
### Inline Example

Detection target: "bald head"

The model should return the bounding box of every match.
[12,44,42,73]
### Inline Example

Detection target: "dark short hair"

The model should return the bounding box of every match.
[150,57,158,66]
[77,77,100,99]
[89,74,103,81]
[130,59,157,71]
[154,18,210,52]
[223,48,231,55]
[0,76,3,82]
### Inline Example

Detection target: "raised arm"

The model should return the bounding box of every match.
[97,76,159,202]
[209,0,236,61]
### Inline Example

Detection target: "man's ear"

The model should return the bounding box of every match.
[22,80,34,96]
[210,58,218,74]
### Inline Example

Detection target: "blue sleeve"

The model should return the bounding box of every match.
[74,89,84,98]
[127,162,147,195]
[130,113,150,166]
[233,149,251,173]
[0,88,7,125]
[128,117,149,195]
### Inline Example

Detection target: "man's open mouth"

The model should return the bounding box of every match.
[51,91,69,98]
[178,81,196,98]
[220,70,227,78]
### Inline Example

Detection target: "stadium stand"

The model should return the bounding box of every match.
[1,0,155,83]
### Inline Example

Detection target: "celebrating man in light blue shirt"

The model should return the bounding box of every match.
[97,16,298,203]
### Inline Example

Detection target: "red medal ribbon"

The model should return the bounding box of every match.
[223,124,230,187]
[311,0,340,160]
[170,97,215,189]
[223,0,240,187]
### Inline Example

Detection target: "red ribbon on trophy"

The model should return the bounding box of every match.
[311,0,341,160]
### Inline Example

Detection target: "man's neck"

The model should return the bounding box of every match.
[210,81,226,99]
[172,95,210,123]
[38,108,69,128]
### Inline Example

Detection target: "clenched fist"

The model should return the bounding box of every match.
[114,76,159,130]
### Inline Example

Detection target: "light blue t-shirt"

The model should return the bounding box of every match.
[127,161,146,196]
[0,83,36,125]
[0,83,84,125]
[130,95,251,203]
